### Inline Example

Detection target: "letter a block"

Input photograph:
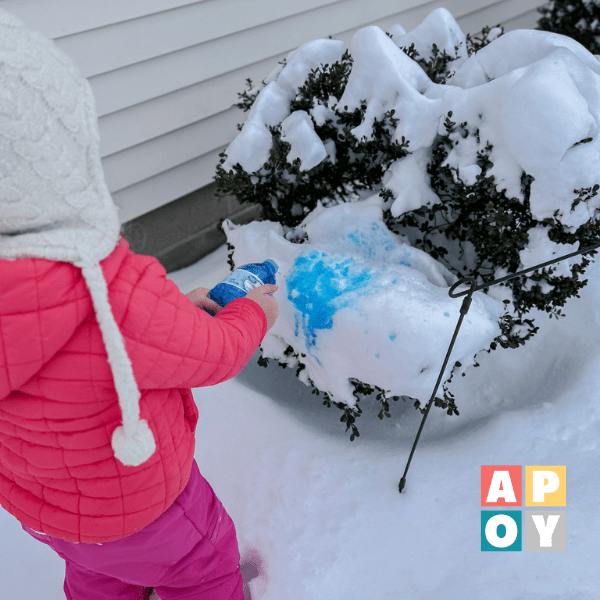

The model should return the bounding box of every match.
[481,466,521,506]
[525,466,566,507]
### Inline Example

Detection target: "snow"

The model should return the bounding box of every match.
[386,150,440,217]
[2,243,600,599]
[519,226,580,276]
[339,24,448,149]
[221,39,345,173]
[274,39,346,97]
[281,111,327,171]
[220,82,292,174]
[390,7,469,69]
[451,28,600,84]
[224,199,504,405]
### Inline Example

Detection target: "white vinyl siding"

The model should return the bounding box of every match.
[1,0,544,223]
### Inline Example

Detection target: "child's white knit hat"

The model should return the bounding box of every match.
[0,9,155,466]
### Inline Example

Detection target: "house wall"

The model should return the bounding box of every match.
[0,0,544,270]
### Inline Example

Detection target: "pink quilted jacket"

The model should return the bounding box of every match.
[0,239,266,543]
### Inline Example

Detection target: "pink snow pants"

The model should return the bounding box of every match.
[23,461,244,600]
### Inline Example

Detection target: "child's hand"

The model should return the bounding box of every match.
[186,287,223,314]
[246,284,279,331]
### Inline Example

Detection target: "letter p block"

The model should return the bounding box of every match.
[526,466,566,507]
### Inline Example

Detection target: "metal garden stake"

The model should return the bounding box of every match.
[398,240,600,493]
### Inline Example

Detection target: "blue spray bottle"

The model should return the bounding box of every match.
[205,259,279,314]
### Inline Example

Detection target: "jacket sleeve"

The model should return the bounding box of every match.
[109,247,267,391]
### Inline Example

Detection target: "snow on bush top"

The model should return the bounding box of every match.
[221,39,345,174]
[442,29,600,229]
[224,199,504,406]
[388,5,468,68]
[221,8,600,232]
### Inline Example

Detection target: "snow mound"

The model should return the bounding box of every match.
[224,200,504,406]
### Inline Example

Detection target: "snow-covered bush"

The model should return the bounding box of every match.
[217,46,409,228]
[538,0,600,54]
[216,12,499,228]
[215,8,600,437]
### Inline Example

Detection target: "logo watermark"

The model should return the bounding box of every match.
[481,466,566,551]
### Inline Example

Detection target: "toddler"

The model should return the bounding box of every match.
[0,8,277,600]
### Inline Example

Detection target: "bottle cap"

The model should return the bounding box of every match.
[264,259,279,273]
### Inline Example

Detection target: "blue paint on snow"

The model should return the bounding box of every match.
[347,222,396,257]
[389,334,397,341]
[287,250,372,350]
[345,222,413,270]
[444,312,450,317]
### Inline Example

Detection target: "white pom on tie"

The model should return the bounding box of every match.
[111,419,156,467]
